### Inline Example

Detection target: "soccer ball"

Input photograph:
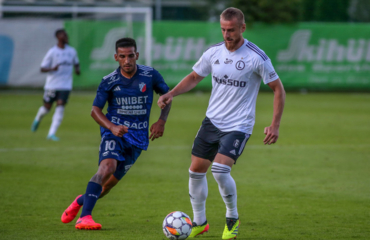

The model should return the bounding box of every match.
[162,211,192,240]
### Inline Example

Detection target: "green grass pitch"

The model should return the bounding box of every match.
[0,91,369,240]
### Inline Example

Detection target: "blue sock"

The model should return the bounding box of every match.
[77,195,84,205]
[80,182,102,218]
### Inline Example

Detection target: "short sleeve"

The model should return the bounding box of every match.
[40,49,53,68]
[93,80,109,108]
[256,59,279,84]
[152,69,169,95]
[192,51,212,77]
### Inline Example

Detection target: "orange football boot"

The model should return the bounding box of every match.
[61,195,83,223]
[75,215,102,230]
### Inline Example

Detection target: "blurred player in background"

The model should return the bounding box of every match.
[31,29,80,141]
[158,7,285,240]
[61,38,171,230]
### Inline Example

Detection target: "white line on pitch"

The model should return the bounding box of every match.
[0,144,369,153]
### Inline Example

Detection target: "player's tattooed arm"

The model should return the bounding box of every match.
[150,101,171,141]
[91,106,128,137]
[159,101,172,122]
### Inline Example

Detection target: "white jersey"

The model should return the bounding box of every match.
[40,45,79,90]
[192,39,279,134]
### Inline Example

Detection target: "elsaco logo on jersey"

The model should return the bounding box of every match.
[213,75,246,88]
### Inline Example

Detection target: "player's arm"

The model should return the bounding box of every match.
[157,71,204,109]
[74,64,80,75]
[91,106,128,137]
[41,66,59,72]
[264,78,286,145]
[150,100,172,141]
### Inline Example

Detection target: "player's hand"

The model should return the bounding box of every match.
[110,125,128,137]
[263,125,279,145]
[52,65,60,71]
[157,92,173,109]
[149,119,165,141]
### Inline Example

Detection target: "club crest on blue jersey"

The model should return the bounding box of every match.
[139,82,147,92]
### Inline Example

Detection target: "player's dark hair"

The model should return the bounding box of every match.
[55,29,66,37]
[220,7,245,26]
[115,38,137,52]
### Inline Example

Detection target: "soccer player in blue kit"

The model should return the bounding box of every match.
[61,38,171,230]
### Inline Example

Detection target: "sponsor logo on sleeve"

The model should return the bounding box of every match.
[139,71,152,77]
[269,71,277,79]
[108,76,120,84]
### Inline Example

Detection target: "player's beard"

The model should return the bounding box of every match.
[225,35,241,50]
[121,64,135,74]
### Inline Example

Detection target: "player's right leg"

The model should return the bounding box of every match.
[188,155,211,238]
[189,117,219,237]
[31,96,52,132]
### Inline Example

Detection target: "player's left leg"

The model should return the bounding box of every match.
[213,132,250,239]
[212,154,239,239]
[47,91,70,141]
[100,174,120,198]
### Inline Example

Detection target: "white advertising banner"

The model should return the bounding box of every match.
[0,19,63,87]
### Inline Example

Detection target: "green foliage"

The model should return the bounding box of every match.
[0,92,370,239]
[302,0,350,21]
[232,0,302,25]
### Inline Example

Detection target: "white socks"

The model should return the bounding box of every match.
[211,162,238,219]
[189,170,208,225]
[48,105,65,136]
[35,106,49,121]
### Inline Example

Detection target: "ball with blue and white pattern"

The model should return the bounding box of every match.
[163,211,192,239]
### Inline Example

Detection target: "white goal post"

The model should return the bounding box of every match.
[0,5,153,66]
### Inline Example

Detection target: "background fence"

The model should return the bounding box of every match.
[1,19,370,91]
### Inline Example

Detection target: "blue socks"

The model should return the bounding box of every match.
[77,195,84,205]
[80,182,102,218]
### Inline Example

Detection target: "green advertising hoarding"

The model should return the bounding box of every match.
[66,21,370,91]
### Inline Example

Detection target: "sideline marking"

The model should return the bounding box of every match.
[1,144,369,153]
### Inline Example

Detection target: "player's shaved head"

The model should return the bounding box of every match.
[116,38,137,52]
[55,29,66,38]
[220,7,245,26]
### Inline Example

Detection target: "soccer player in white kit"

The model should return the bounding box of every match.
[158,7,286,239]
[31,29,80,141]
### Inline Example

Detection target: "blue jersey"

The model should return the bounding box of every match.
[93,65,169,150]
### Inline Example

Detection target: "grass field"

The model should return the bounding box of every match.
[0,91,369,240]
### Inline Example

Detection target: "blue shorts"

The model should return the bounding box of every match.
[99,131,142,180]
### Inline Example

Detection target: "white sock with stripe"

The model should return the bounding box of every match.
[48,105,64,136]
[211,162,238,219]
[189,169,208,225]
[35,106,49,121]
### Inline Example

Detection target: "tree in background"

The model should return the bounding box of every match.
[232,0,301,25]
[302,0,350,22]
[196,0,369,23]
[348,0,370,22]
